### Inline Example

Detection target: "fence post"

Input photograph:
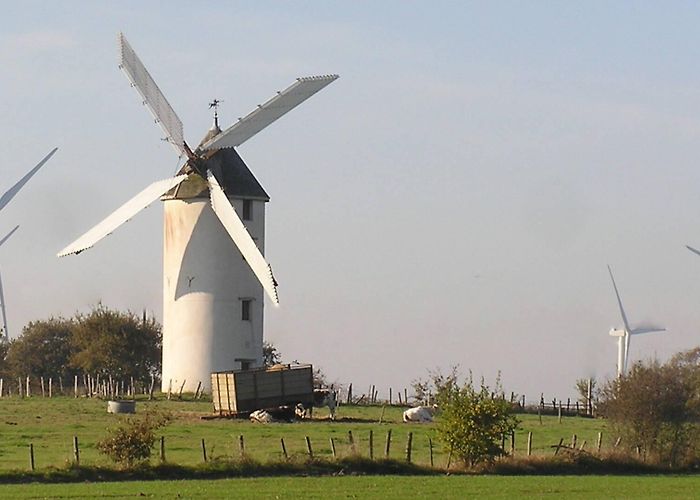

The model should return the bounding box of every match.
[446,446,453,470]
[348,430,356,454]
[405,432,413,463]
[239,434,245,457]
[389,387,392,405]
[597,432,603,453]
[510,431,515,455]
[149,375,155,401]
[74,375,78,398]
[29,443,35,471]
[346,383,352,405]
[571,434,577,449]
[201,439,207,462]
[369,430,374,460]
[558,405,562,423]
[280,438,288,459]
[40,377,45,398]
[553,438,564,456]
[384,429,392,458]
[378,405,386,424]
[330,437,337,459]
[26,377,30,398]
[48,378,53,398]
[0,378,3,398]
[527,431,532,456]
[73,436,80,465]
[305,436,313,459]
[429,437,434,467]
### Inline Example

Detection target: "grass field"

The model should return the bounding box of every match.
[0,475,698,499]
[0,395,610,471]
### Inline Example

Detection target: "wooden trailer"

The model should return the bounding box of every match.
[211,364,314,416]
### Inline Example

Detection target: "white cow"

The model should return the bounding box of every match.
[403,405,437,423]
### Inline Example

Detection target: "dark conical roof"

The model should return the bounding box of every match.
[165,146,270,202]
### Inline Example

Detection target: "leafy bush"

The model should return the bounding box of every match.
[436,377,519,467]
[97,412,170,467]
[598,351,700,467]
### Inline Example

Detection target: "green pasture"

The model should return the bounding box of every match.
[0,396,609,471]
[0,475,699,499]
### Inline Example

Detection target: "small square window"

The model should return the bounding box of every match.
[242,200,252,221]
[241,299,251,321]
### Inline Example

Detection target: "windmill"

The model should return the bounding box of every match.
[58,33,338,391]
[0,226,19,340]
[607,265,665,377]
[0,148,57,341]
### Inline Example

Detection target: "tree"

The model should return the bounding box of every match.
[574,377,597,412]
[436,377,519,467]
[262,341,281,366]
[411,366,460,405]
[5,318,77,380]
[598,353,700,466]
[70,304,161,380]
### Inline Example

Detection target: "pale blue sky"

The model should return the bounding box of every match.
[2,1,700,400]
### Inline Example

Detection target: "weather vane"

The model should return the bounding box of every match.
[208,99,223,129]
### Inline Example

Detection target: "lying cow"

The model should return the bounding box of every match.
[296,389,338,420]
[249,405,297,423]
[403,405,437,423]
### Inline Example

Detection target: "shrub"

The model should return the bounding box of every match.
[598,352,700,467]
[436,378,519,467]
[97,412,171,467]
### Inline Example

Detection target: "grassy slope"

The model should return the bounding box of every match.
[0,475,699,499]
[0,396,609,470]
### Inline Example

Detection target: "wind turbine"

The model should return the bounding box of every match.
[607,265,665,377]
[0,147,57,341]
[0,225,19,341]
[58,33,338,391]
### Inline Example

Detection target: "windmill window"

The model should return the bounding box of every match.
[241,299,252,321]
[242,200,252,220]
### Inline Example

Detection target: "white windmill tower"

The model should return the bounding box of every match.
[607,265,665,377]
[58,33,338,391]
[0,148,57,341]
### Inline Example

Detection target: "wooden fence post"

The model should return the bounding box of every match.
[239,435,245,457]
[26,377,30,398]
[389,388,392,405]
[280,438,288,460]
[0,378,3,398]
[201,439,207,462]
[597,432,603,453]
[149,376,155,401]
[405,432,413,463]
[48,378,53,398]
[404,388,408,405]
[369,430,374,460]
[446,446,453,470]
[167,379,172,400]
[346,383,352,405]
[29,443,35,471]
[305,436,313,459]
[74,375,78,398]
[553,438,564,456]
[557,404,562,423]
[398,392,402,405]
[510,431,515,455]
[178,380,186,400]
[428,437,434,467]
[73,436,80,465]
[40,377,45,398]
[160,436,166,463]
[527,432,532,456]
[571,434,577,449]
[330,437,337,459]
[385,429,392,458]
[378,405,386,424]
[348,430,356,454]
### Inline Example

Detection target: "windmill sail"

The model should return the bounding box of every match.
[0,269,7,340]
[118,33,186,156]
[201,75,339,151]
[0,226,19,249]
[207,170,279,304]
[58,175,188,256]
[0,148,57,212]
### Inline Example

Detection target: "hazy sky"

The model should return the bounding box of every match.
[2,1,700,401]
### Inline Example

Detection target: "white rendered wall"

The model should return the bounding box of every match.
[162,196,265,392]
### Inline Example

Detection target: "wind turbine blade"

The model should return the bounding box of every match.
[201,75,339,151]
[58,175,188,257]
[118,32,186,156]
[686,245,700,257]
[0,148,57,212]
[0,269,8,340]
[631,327,666,335]
[608,265,632,332]
[624,332,631,374]
[207,170,279,305]
[0,225,19,249]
